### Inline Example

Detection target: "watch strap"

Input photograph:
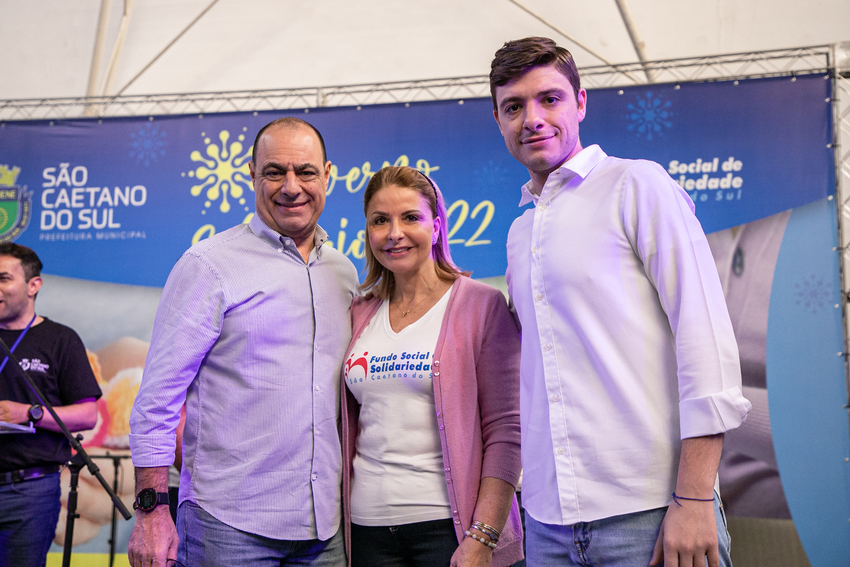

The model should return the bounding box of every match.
[27,404,44,423]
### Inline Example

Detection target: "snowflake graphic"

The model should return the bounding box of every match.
[794,273,832,314]
[182,128,253,214]
[626,91,673,141]
[472,160,513,190]
[129,122,167,166]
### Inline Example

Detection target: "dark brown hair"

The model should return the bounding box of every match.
[489,36,581,111]
[0,242,42,281]
[361,166,468,300]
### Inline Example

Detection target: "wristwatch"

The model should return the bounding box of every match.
[133,488,170,512]
[27,404,44,424]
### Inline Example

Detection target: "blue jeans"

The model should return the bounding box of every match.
[526,493,732,567]
[351,519,459,567]
[510,491,527,567]
[0,472,62,567]
[176,501,345,566]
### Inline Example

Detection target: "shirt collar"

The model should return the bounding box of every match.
[248,214,329,259]
[517,144,608,206]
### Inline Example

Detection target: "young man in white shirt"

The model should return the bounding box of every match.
[490,37,751,567]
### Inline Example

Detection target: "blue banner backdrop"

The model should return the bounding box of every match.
[0,73,844,566]
[0,74,834,286]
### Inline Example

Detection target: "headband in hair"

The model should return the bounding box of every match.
[416,170,439,203]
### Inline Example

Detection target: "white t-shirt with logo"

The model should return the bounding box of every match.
[343,288,452,526]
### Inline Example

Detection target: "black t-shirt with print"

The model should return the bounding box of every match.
[0,317,101,472]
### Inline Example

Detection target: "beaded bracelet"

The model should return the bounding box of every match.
[671,492,714,507]
[465,530,498,549]
[471,520,501,541]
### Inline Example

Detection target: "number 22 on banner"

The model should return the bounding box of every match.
[446,199,494,247]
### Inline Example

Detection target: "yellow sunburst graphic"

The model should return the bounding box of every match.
[183,128,252,214]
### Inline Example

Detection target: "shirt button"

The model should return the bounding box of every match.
[284,238,292,246]
[439,425,444,431]
[544,344,552,351]
[433,371,440,376]
[434,360,440,366]
[315,385,320,391]
[551,394,559,402]
[538,204,547,211]
[311,473,318,481]
[453,510,459,516]
[436,411,442,417]
[454,520,460,525]
[447,478,452,484]
[535,293,543,301]
[531,247,538,254]
[445,467,451,472]
[556,447,566,456]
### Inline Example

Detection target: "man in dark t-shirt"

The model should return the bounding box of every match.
[0,243,101,567]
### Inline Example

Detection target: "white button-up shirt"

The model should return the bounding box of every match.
[506,145,751,525]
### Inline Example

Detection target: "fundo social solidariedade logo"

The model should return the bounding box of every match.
[344,350,434,385]
[0,164,33,243]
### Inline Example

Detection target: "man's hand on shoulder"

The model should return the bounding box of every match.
[128,507,178,567]
[650,499,718,567]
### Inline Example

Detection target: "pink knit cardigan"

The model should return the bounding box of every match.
[341,276,523,566]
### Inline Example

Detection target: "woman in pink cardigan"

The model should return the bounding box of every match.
[341,166,523,567]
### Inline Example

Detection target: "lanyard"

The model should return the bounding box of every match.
[0,312,37,374]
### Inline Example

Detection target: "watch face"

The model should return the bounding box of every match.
[137,488,158,511]
[29,405,43,421]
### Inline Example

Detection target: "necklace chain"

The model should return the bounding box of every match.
[394,285,437,318]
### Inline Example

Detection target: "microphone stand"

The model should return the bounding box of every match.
[0,336,132,567]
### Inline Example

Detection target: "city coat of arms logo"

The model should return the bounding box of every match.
[0,165,33,242]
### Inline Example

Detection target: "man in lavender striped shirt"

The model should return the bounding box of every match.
[128,117,359,567]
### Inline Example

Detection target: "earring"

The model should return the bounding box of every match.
[432,236,438,245]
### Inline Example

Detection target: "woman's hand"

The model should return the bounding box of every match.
[450,536,494,567]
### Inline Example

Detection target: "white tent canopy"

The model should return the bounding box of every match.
[2,0,849,102]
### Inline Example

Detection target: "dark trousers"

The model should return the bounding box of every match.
[0,473,62,567]
[351,518,458,567]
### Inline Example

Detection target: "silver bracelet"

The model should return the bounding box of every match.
[471,520,500,541]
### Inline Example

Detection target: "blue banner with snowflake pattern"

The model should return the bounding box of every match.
[580,74,834,231]
[0,73,833,286]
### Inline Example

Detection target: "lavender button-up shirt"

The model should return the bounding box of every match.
[130,214,358,540]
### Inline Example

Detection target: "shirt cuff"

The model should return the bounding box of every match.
[679,386,753,439]
[129,433,177,468]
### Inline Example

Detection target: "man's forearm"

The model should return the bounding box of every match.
[0,398,97,433]
[135,466,170,493]
[39,399,98,433]
[676,433,723,497]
